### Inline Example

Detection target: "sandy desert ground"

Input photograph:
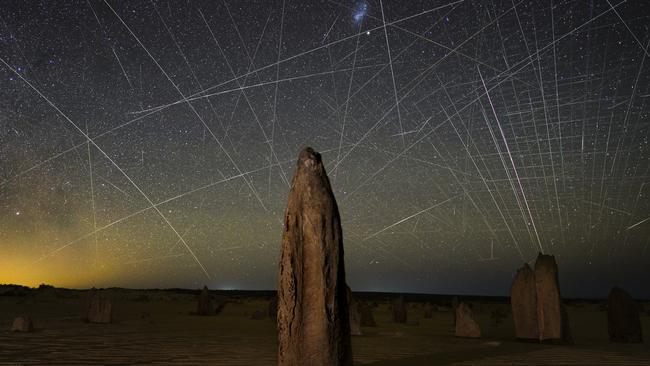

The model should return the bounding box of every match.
[1,287,649,365]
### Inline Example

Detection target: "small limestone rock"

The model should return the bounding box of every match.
[455,302,481,338]
[607,286,642,343]
[214,301,227,315]
[359,303,376,327]
[196,286,213,316]
[86,288,112,324]
[391,296,407,324]
[11,316,34,332]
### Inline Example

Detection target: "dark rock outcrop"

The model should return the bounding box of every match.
[391,296,407,324]
[196,286,213,316]
[277,147,352,366]
[455,302,481,338]
[86,288,112,324]
[511,263,539,340]
[607,286,642,343]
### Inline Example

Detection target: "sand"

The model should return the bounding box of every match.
[1,289,649,365]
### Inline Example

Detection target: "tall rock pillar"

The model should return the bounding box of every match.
[277,147,352,366]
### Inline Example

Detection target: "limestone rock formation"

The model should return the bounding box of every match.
[455,302,481,338]
[511,263,539,340]
[196,286,214,316]
[86,288,112,324]
[607,286,642,343]
[11,316,34,332]
[535,254,563,341]
[346,286,362,336]
[391,296,407,323]
[277,147,352,366]
[359,303,376,327]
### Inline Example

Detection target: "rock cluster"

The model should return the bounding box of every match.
[510,253,569,343]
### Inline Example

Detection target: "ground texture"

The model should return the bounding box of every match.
[1,291,649,365]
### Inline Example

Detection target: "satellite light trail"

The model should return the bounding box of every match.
[0,0,648,299]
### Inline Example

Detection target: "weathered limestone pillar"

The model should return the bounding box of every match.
[277,147,352,366]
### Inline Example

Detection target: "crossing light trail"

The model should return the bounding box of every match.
[364,195,461,241]
[0,56,212,279]
[2,0,648,290]
[478,67,544,254]
[104,0,268,213]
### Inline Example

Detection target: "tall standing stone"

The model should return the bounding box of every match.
[455,302,481,338]
[510,263,539,340]
[607,286,642,343]
[534,254,564,341]
[277,147,352,366]
[196,286,214,316]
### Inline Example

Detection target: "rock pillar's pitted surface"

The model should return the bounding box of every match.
[511,263,539,340]
[455,302,481,338]
[534,254,563,341]
[277,147,352,366]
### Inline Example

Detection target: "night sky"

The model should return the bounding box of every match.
[1,0,649,298]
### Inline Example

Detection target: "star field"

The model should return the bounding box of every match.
[1,0,649,297]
